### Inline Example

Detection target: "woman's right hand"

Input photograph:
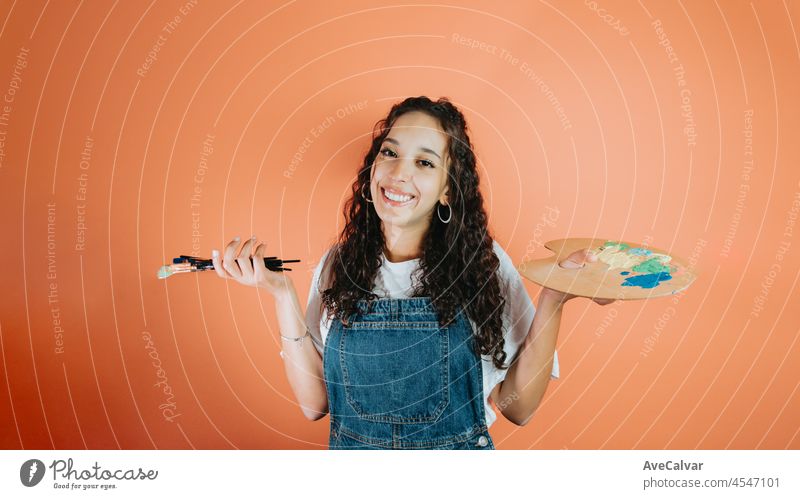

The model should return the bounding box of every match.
[211,236,294,297]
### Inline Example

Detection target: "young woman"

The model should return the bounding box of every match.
[211,96,613,450]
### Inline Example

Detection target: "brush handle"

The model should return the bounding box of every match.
[174,255,299,271]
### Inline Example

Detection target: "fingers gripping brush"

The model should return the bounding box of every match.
[157,255,300,279]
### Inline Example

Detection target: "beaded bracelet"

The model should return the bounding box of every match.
[279,329,321,359]
[280,329,310,346]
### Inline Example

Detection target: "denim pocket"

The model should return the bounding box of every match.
[340,322,449,423]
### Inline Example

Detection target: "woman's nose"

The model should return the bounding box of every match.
[388,155,415,180]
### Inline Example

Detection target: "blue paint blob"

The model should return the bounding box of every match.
[628,247,652,256]
[621,272,673,289]
[620,271,630,275]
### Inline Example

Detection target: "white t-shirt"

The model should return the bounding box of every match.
[305,240,559,428]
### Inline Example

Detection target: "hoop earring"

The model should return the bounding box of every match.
[437,203,452,224]
[361,184,373,203]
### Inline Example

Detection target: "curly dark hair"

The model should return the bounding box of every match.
[320,95,509,370]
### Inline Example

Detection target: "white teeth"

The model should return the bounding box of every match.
[383,188,413,203]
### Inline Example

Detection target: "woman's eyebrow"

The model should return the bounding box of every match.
[383,137,442,160]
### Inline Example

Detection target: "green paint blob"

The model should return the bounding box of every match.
[602,240,630,251]
[632,257,671,274]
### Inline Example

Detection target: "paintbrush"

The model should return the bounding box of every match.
[157,255,300,279]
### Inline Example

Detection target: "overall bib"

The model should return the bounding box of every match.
[323,297,495,450]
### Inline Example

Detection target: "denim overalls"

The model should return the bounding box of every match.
[323,297,495,450]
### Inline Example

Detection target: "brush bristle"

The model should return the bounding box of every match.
[156,266,172,279]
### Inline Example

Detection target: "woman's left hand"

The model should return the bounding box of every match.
[541,248,616,307]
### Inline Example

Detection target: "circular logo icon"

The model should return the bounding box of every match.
[20,459,45,487]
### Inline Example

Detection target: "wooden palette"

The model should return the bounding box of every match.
[517,238,697,300]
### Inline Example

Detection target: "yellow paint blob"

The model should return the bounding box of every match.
[595,245,646,270]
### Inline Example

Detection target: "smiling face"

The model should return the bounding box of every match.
[369,111,451,239]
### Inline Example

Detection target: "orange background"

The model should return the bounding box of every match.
[0,0,798,450]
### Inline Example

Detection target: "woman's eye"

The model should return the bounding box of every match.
[379,148,434,168]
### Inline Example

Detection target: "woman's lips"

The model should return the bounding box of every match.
[380,187,416,207]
